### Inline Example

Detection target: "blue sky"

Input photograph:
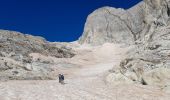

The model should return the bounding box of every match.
[0,0,142,42]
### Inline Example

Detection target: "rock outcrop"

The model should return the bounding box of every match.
[79,2,145,45]
[79,0,170,46]
[79,0,170,87]
[0,30,75,80]
[116,0,170,86]
[95,0,170,87]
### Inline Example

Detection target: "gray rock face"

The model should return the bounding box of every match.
[103,0,170,87]
[0,30,75,80]
[78,0,170,87]
[79,0,170,45]
[79,2,145,45]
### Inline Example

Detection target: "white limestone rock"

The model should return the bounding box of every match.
[109,0,170,87]
[0,30,75,80]
[79,2,145,45]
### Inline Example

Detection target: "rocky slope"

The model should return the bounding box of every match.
[113,0,170,87]
[0,30,75,80]
[79,0,170,88]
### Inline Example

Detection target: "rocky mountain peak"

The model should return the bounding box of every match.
[79,0,170,45]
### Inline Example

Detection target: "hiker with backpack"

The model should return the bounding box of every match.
[58,74,65,84]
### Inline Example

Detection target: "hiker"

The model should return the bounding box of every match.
[58,74,65,84]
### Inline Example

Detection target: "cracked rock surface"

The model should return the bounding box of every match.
[79,2,145,45]
[79,0,170,90]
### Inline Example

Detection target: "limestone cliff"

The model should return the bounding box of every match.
[79,0,170,45]
[79,2,145,45]
[78,0,170,87]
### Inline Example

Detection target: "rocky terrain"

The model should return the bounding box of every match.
[80,0,170,88]
[0,30,75,80]
[1,0,170,99]
[2,43,168,100]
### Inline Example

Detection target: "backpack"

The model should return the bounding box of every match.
[61,75,64,80]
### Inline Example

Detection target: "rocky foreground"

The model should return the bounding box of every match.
[1,43,169,100]
[1,0,170,99]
